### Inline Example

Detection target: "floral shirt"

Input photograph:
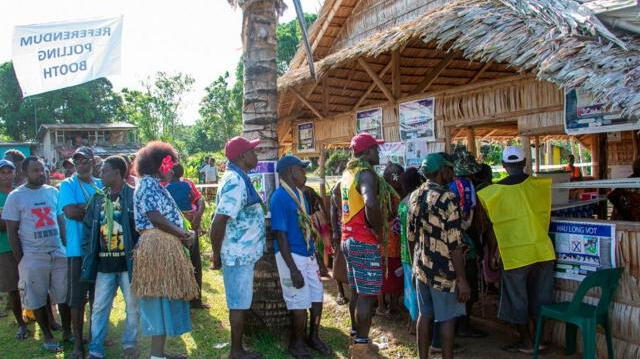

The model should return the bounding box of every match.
[408,180,463,293]
[215,170,265,266]
[134,176,183,231]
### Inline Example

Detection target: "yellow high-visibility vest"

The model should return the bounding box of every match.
[477,177,556,270]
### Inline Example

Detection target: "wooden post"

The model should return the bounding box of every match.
[392,50,401,99]
[591,134,600,179]
[632,130,640,161]
[466,127,477,157]
[444,126,452,154]
[521,135,532,174]
[535,136,541,173]
[597,133,608,219]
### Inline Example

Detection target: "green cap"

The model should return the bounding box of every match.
[420,152,454,175]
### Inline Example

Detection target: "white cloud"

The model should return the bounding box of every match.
[1,0,322,124]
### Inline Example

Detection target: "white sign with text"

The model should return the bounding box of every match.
[12,16,123,96]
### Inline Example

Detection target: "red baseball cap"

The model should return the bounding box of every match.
[225,136,260,160]
[350,133,384,154]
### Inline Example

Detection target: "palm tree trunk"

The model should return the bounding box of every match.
[238,0,289,329]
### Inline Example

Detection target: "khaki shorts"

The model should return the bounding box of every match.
[18,252,68,310]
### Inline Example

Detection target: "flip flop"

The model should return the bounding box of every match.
[501,341,526,353]
[335,296,348,305]
[16,326,30,340]
[42,341,63,353]
[165,354,188,359]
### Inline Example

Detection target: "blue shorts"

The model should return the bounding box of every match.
[342,237,383,296]
[416,279,465,322]
[222,263,255,310]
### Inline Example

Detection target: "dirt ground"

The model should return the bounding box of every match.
[321,276,575,359]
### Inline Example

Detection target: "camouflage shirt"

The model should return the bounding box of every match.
[408,180,463,293]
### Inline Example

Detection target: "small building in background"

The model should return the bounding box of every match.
[37,122,139,165]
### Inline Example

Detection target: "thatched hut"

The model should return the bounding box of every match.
[276,0,640,357]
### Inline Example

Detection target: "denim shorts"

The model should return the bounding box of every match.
[416,279,465,323]
[222,262,256,310]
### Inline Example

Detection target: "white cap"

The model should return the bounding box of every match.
[502,146,525,163]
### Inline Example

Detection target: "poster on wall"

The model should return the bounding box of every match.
[564,88,640,135]
[376,142,405,174]
[356,108,384,140]
[297,122,315,153]
[405,139,445,168]
[399,97,436,141]
[549,220,616,281]
[248,161,279,209]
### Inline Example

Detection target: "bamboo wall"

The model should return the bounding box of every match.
[549,222,640,358]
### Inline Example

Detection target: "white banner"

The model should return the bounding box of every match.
[12,16,123,97]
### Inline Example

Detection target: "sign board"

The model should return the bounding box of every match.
[399,97,436,141]
[549,220,616,281]
[356,108,384,140]
[564,88,640,135]
[405,139,444,168]
[297,122,315,153]
[248,161,279,207]
[12,16,123,97]
[376,142,405,174]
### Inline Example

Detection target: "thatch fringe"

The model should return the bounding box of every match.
[279,0,640,118]
[131,229,199,301]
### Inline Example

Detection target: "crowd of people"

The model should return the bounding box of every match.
[0,131,563,359]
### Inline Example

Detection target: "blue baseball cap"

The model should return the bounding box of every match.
[277,155,310,174]
[0,159,16,170]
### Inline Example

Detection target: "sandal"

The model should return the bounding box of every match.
[335,296,348,305]
[165,354,188,359]
[501,341,526,353]
[16,326,30,340]
[42,341,64,353]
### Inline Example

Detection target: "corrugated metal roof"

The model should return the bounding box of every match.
[39,122,137,130]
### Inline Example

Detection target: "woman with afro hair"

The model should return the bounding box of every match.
[130,141,199,359]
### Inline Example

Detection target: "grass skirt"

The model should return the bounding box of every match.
[131,228,199,301]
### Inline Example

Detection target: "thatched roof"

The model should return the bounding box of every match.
[278,0,640,119]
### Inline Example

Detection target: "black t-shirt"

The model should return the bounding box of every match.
[97,195,127,273]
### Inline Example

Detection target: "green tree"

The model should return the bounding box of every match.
[120,88,158,142]
[276,13,317,74]
[0,61,124,141]
[192,69,243,153]
[144,71,195,141]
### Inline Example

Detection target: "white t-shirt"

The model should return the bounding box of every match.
[200,164,218,182]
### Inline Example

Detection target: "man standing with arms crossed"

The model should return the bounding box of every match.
[210,137,265,359]
[2,157,68,352]
[58,147,102,358]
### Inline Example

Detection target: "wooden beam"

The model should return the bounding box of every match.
[518,124,566,136]
[353,62,392,109]
[290,88,324,119]
[480,129,497,140]
[322,78,329,117]
[357,58,395,104]
[392,50,401,99]
[468,62,492,84]
[414,52,456,93]
[447,104,563,127]
[287,82,319,117]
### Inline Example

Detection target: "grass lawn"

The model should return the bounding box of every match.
[0,252,418,359]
